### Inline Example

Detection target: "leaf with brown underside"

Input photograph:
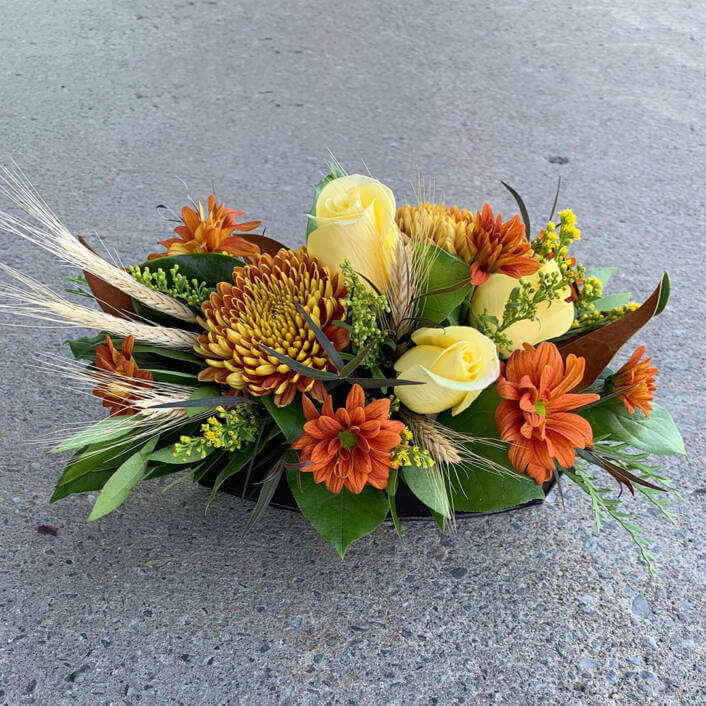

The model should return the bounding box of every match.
[237,233,287,256]
[78,236,139,321]
[557,272,670,392]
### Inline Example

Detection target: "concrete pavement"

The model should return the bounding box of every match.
[0,0,704,703]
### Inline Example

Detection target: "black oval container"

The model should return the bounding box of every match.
[198,439,556,519]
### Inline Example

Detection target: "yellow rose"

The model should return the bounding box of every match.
[307,174,399,292]
[393,326,500,416]
[470,259,574,357]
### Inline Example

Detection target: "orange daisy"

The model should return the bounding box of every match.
[92,335,153,416]
[396,202,540,286]
[612,345,658,417]
[148,195,262,260]
[465,203,540,285]
[292,384,405,494]
[495,342,600,483]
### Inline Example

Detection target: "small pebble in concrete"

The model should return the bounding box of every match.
[631,594,650,618]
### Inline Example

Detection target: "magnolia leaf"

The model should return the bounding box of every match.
[136,252,244,289]
[287,471,389,558]
[416,245,473,324]
[78,236,139,321]
[580,398,685,456]
[557,272,670,391]
[584,267,618,285]
[593,292,632,312]
[261,395,306,442]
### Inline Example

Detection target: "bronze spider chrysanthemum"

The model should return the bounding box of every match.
[195,247,349,407]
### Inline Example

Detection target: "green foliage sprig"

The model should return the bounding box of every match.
[341,260,392,371]
[129,264,211,308]
[564,442,678,578]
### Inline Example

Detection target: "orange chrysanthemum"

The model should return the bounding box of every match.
[292,384,405,494]
[195,247,349,407]
[396,202,540,286]
[612,345,658,417]
[148,195,262,260]
[92,335,153,416]
[495,342,600,483]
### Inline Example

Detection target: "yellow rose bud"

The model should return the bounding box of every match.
[470,259,574,357]
[393,326,500,416]
[307,174,399,292]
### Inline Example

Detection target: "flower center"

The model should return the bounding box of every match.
[337,429,358,450]
[534,400,547,417]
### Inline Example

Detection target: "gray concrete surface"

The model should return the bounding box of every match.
[1,0,704,703]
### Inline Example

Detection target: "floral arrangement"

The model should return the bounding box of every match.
[0,163,685,574]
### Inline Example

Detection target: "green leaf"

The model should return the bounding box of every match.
[654,270,670,315]
[416,245,473,324]
[593,293,632,312]
[58,438,136,486]
[258,343,338,381]
[580,398,685,456]
[386,468,403,540]
[143,369,200,384]
[429,508,446,532]
[584,267,618,285]
[131,253,244,326]
[50,469,115,503]
[206,448,257,509]
[149,444,214,465]
[183,385,222,418]
[261,395,306,442]
[87,436,160,521]
[401,466,451,518]
[287,472,389,558]
[132,345,203,366]
[437,385,546,512]
[306,165,346,237]
[501,181,531,240]
[136,253,244,289]
[67,332,109,360]
[50,415,141,454]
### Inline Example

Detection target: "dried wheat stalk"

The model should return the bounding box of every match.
[401,411,463,466]
[0,164,197,323]
[387,238,414,339]
[0,263,199,350]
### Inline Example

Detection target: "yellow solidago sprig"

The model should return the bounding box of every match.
[572,302,640,330]
[341,260,392,371]
[532,209,585,292]
[391,427,435,469]
[174,404,261,460]
[129,264,211,308]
